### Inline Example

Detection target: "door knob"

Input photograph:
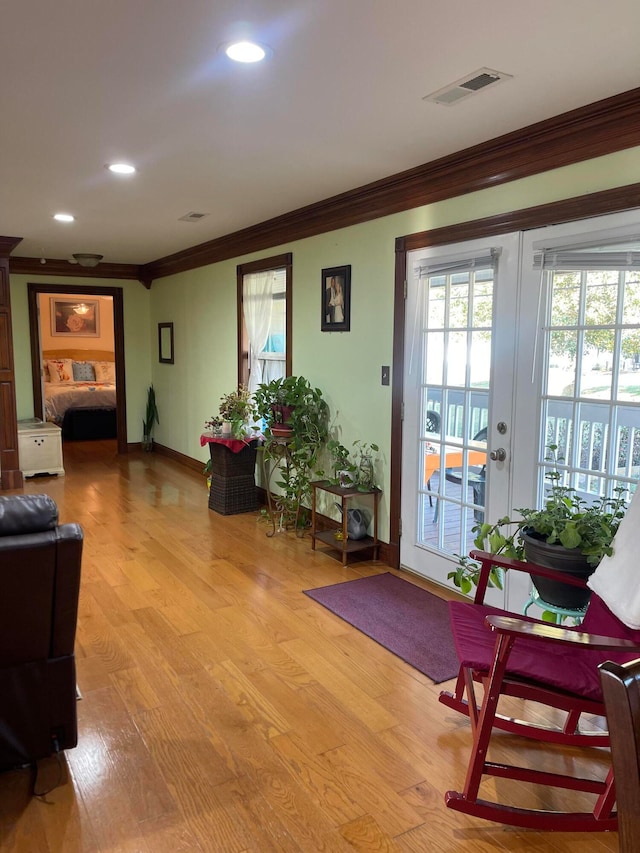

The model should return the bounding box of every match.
[489,447,507,462]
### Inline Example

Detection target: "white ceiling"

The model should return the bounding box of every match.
[2,0,640,265]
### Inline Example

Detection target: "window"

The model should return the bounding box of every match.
[237,253,292,392]
[537,242,640,500]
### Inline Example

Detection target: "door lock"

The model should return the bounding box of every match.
[489,447,507,462]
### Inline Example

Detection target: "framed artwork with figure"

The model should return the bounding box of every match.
[321,265,351,332]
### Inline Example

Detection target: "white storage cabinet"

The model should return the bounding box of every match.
[18,421,65,478]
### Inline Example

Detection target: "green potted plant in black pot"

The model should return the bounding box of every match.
[449,446,628,611]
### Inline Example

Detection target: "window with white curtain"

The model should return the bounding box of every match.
[237,254,291,393]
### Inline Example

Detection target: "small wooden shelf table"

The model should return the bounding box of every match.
[310,480,381,566]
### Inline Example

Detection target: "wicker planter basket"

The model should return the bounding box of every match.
[208,440,258,476]
[207,439,258,515]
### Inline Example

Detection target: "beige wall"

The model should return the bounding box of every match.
[38,292,115,353]
[10,145,640,538]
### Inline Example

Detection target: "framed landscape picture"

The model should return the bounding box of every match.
[321,265,351,332]
[50,297,100,337]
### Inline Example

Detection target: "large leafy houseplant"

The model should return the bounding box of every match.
[449,447,628,602]
[254,376,329,528]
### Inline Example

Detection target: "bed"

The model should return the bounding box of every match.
[43,349,117,440]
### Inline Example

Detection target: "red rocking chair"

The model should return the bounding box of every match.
[439,548,640,832]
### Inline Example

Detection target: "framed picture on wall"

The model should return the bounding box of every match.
[321,265,351,332]
[50,297,100,337]
[158,322,174,364]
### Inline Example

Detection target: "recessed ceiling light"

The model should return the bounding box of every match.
[53,213,75,222]
[225,41,268,63]
[107,163,136,175]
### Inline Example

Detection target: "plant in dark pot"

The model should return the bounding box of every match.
[449,446,628,613]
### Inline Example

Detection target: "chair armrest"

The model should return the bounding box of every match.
[486,614,640,652]
[469,549,588,605]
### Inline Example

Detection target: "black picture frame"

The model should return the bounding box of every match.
[321,265,351,332]
[158,322,174,364]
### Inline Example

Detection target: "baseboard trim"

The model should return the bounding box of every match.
[140,445,391,564]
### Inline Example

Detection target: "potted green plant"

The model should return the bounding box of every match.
[254,376,329,529]
[322,439,380,490]
[449,446,628,610]
[218,385,254,439]
[351,440,380,491]
[142,384,159,451]
[324,440,357,486]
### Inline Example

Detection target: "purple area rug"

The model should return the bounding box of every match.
[303,572,459,683]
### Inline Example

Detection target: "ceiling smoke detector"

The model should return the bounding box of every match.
[423,68,513,106]
[71,253,103,267]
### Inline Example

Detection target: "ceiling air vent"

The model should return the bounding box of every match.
[423,68,513,106]
[179,211,209,222]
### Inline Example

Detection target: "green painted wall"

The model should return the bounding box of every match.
[146,148,640,539]
[10,146,640,539]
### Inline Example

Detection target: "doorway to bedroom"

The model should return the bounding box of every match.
[27,283,127,454]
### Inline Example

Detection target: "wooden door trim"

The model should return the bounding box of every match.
[27,283,128,454]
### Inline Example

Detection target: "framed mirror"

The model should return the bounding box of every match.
[158,322,174,364]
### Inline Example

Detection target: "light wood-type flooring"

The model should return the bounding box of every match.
[0,440,619,852]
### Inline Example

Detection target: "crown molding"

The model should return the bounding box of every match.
[141,86,640,282]
[0,237,22,258]
[396,181,640,252]
[8,256,145,283]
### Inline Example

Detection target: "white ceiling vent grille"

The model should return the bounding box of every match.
[423,68,513,106]
[179,211,209,222]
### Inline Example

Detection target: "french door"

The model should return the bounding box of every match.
[401,210,640,612]
[400,233,522,608]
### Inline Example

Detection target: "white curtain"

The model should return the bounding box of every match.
[243,271,274,394]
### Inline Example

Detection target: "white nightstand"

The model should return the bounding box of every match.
[18,420,65,478]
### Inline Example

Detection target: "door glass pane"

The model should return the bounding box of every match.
[541,265,640,506]
[418,265,492,557]
[446,331,467,386]
[424,331,444,385]
[550,272,580,326]
[469,331,490,388]
[547,330,578,397]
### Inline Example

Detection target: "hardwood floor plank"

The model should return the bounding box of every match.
[271,732,366,826]
[338,814,399,852]
[280,638,399,732]
[72,687,177,826]
[0,442,621,851]
[320,743,424,837]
